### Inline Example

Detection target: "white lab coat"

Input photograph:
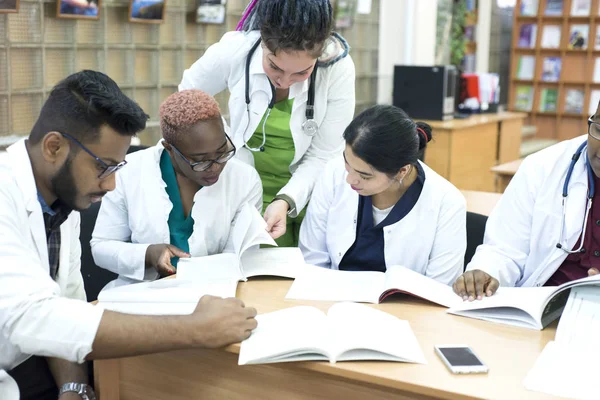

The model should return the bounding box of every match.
[91,143,263,288]
[179,30,356,216]
[299,158,467,285]
[0,140,103,371]
[0,370,18,400]
[468,135,591,287]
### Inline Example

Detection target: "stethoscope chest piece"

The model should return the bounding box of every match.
[302,119,319,137]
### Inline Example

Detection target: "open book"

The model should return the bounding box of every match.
[176,203,303,282]
[447,274,600,330]
[96,278,237,315]
[524,286,600,398]
[238,302,426,365]
[285,264,460,307]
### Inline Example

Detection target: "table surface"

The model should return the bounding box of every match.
[203,279,560,400]
[461,190,502,216]
[490,158,523,176]
[422,112,528,130]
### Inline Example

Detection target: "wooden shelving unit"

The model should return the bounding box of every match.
[509,0,600,141]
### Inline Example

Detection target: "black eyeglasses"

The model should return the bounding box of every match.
[60,132,127,179]
[168,134,236,172]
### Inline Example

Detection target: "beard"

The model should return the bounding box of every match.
[50,154,82,211]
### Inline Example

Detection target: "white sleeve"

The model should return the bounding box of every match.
[64,212,86,301]
[90,173,151,281]
[178,33,233,95]
[298,160,338,268]
[278,56,356,216]
[466,156,538,286]
[425,190,467,285]
[0,189,103,364]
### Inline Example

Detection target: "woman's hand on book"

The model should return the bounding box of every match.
[145,244,190,276]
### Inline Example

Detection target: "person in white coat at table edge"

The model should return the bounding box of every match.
[0,71,257,400]
[91,90,262,289]
[454,103,600,300]
[299,105,467,285]
[179,0,356,246]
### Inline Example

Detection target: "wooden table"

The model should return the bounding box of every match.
[94,279,558,400]
[461,190,502,216]
[423,112,526,192]
[491,159,523,193]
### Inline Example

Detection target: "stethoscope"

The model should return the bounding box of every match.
[556,140,595,253]
[244,38,319,152]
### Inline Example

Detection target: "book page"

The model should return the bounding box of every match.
[176,253,243,282]
[285,265,385,303]
[240,247,305,279]
[555,286,600,349]
[98,278,237,303]
[382,265,461,307]
[326,302,426,364]
[238,306,329,365]
[524,341,600,399]
[447,287,557,329]
[231,203,276,258]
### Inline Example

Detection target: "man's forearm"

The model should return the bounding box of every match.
[86,310,196,360]
[47,356,88,386]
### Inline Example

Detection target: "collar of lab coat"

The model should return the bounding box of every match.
[6,139,42,214]
[247,33,310,101]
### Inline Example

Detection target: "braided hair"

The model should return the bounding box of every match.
[237,0,334,57]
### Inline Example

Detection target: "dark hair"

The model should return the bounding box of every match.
[343,105,433,177]
[239,0,334,57]
[29,70,149,145]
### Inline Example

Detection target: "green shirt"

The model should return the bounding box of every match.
[247,98,295,208]
[159,151,196,267]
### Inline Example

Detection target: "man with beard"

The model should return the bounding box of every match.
[0,70,257,400]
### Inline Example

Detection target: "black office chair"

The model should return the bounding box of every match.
[464,212,488,269]
[79,144,148,302]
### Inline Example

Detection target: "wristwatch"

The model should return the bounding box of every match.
[59,383,97,400]
[273,194,296,217]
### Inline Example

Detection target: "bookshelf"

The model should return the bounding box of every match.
[509,0,600,141]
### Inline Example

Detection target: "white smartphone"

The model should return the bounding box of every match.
[434,345,489,374]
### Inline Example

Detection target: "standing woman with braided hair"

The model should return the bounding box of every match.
[179,0,355,246]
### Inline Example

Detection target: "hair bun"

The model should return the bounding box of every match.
[415,122,433,150]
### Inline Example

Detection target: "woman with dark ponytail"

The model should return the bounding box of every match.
[180,0,355,247]
[299,105,466,284]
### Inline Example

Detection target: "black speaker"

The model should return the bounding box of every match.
[393,65,457,121]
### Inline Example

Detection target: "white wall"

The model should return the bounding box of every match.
[377,0,493,103]
[476,0,492,73]
[377,0,438,104]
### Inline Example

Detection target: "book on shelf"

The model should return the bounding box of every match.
[238,302,427,365]
[521,0,539,16]
[541,57,561,82]
[568,24,589,49]
[514,86,534,111]
[544,0,563,16]
[589,90,600,114]
[564,89,584,114]
[541,25,561,48]
[539,88,559,112]
[595,26,600,50]
[571,0,591,16]
[518,24,537,48]
[516,55,535,80]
